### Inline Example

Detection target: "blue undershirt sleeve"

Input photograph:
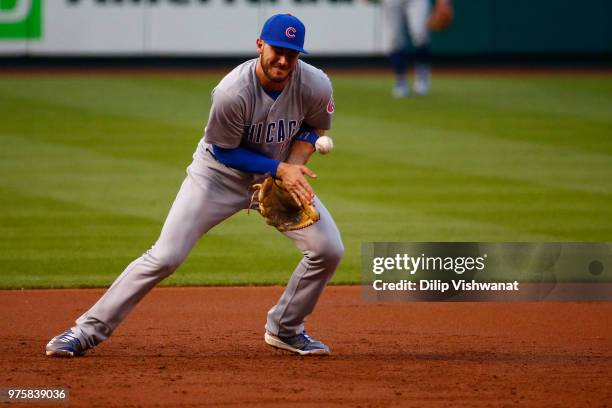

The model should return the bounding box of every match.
[294,130,320,147]
[212,145,281,177]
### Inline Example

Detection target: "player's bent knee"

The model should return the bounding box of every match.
[326,238,345,264]
[308,235,344,267]
[146,251,185,277]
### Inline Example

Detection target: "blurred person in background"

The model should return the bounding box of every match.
[383,0,453,97]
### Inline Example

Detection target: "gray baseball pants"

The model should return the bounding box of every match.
[74,147,344,348]
[384,0,431,51]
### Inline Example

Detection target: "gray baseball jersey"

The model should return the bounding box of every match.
[67,57,344,350]
[202,58,334,161]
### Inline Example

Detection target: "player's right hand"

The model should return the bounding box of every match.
[276,163,317,207]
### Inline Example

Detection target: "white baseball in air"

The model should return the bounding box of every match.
[315,136,334,155]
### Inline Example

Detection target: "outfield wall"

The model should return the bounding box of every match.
[1,0,611,57]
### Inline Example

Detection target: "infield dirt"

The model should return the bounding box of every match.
[1,286,610,407]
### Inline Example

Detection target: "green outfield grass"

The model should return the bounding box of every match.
[0,72,611,288]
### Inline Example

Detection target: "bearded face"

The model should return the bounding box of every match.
[258,41,300,83]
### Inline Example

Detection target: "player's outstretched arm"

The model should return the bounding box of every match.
[285,140,315,165]
[285,129,326,165]
[285,129,326,164]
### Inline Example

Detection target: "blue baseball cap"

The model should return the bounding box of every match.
[260,14,308,54]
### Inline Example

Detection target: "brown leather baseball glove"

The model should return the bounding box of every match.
[252,176,320,232]
[428,0,454,32]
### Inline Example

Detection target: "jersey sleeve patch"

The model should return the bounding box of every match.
[326,95,335,114]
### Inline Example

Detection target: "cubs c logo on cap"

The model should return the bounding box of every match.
[285,27,297,39]
[260,14,308,54]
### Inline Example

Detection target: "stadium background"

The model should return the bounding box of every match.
[2,0,612,59]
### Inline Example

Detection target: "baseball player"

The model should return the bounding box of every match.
[45,14,344,357]
[384,0,450,97]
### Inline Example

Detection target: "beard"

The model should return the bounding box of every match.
[260,58,291,83]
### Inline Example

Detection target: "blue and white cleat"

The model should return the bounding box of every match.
[392,82,409,98]
[45,328,89,357]
[264,331,331,356]
[413,65,431,96]
[413,77,430,96]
